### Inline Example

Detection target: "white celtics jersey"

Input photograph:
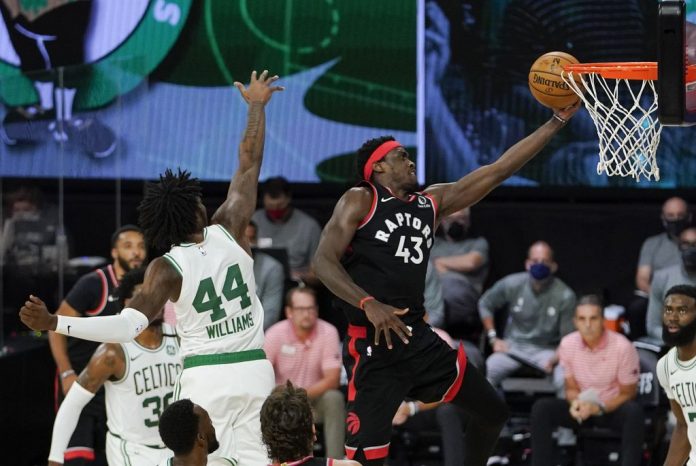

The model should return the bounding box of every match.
[163,224,265,358]
[105,324,182,446]
[657,347,696,465]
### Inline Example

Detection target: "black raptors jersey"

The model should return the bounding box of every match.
[64,264,121,373]
[339,181,437,326]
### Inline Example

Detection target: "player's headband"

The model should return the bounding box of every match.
[363,140,402,180]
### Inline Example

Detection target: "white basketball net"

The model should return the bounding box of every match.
[562,70,662,181]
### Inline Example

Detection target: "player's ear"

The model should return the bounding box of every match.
[372,160,386,174]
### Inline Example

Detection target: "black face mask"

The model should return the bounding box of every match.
[447,222,467,241]
[683,247,696,269]
[663,315,696,347]
[664,218,690,237]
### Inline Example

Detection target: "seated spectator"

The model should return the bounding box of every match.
[627,197,689,339]
[646,226,696,343]
[479,241,576,388]
[260,381,361,466]
[246,220,285,329]
[252,177,322,283]
[430,208,489,334]
[264,287,345,459]
[530,295,644,466]
[158,399,219,466]
[391,326,470,466]
[2,185,68,273]
[423,260,445,328]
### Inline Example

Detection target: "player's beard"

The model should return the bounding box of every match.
[663,317,696,347]
[117,255,133,273]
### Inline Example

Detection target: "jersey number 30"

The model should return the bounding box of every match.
[193,264,251,322]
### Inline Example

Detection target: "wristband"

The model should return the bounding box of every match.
[553,113,567,125]
[408,401,418,416]
[359,296,375,310]
[60,369,76,379]
[487,329,497,342]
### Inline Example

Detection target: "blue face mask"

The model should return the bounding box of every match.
[529,262,552,280]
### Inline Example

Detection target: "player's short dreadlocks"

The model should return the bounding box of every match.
[138,168,202,251]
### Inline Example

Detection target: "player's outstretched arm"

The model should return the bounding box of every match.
[211,70,283,251]
[313,188,412,349]
[424,103,580,219]
[48,343,125,465]
[20,258,179,342]
[663,399,690,466]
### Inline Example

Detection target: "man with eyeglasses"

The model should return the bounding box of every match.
[263,287,345,459]
[656,284,696,465]
[646,227,696,344]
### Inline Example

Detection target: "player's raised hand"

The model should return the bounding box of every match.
[362,299,412,349]
[233,70,284,105]
[19,295,57,331]
[553,99,582,123]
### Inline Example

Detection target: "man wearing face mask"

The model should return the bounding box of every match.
[430,208,489,336]
[645,227,696,345]
[478,241,576,388]
[627,197,691,339]
[252,176,322,283]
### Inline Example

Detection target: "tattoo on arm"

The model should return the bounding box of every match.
[242,102,263,144]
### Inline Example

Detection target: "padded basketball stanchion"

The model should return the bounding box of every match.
[561,62,696,181]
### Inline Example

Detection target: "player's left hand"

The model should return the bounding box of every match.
[362,299,412,349]
[19,295,57,331]
[392,402,410,426]
[233,70,284,105]
[553,99,582,122]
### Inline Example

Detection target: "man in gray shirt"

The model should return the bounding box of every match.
[246,221,285,329]
[645,226,696,343]
[479,241,576,387]
[430,207,489,332]
[252,177,322,283]
[627,197,690,338]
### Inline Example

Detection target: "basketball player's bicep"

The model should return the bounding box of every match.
[317,190,368,260]
[128,258,181,320]
[426,167,500,218]
[78,344,124,393]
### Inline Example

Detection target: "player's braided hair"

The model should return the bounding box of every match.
[158,399,198,455]
[260,381,314,462]
[355,135,395,181]
[138,168,202,251]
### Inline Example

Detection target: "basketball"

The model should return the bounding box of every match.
[528,51,580,109]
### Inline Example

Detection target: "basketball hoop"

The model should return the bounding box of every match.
[562,62,696,181]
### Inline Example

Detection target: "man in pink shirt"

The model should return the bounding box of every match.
[529,294,644,466]
[264,287,345,458]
